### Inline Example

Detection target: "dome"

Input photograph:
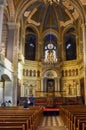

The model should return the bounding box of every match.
[23,0,79,32]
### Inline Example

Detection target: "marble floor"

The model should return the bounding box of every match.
[37,113,66,130]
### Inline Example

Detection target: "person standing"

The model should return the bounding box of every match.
[23,98,29,108]
[8,100,12,106]
[29,95,34,106]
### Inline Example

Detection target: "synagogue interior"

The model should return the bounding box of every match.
[0,0,86,130]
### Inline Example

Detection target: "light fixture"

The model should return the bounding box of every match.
[43,0,60,5]
[43,0,66,5]
[43,0,59,65]
[44,33,57,65]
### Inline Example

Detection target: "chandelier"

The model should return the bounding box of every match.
[44,35,57,65]
[43,0,60,5]
[45,50,57,64]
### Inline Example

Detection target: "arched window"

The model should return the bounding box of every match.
[65,34,76,60]
[24,27,36,60]
[43,34,57,64]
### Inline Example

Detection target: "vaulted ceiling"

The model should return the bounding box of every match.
[6,0,86,30]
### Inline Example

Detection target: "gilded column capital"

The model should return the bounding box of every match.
[7,22,16,27]
[7,22,16,29]
[7,22,20,29]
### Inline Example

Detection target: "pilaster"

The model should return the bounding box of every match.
[57,78,61,91]
[0,0,7,50]
[12,23,20,105]
[54,78,57,91]
[82,23,86,104]
[41,77,44,91]
[61,41,66,61]
[7,22,16,62]
[37,40,42,61]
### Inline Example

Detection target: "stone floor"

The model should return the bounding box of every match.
[37,113,66,130]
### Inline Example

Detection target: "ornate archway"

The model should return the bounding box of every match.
[41,70,60,96]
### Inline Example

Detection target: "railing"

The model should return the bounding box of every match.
[35,91,66,97]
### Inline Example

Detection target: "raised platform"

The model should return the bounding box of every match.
[19,96,83,107]
[43,107,59,112]
[43,107,59,115]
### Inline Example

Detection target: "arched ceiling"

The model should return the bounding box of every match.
[6,0,86,29]
[80,0,86,5]
[22,0,84,31]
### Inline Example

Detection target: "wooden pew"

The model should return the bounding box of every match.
[76,119,86,130]
[0,121,27,130]
[0,124,25,130]
[60,105,86,130]
[82,122,86,130]
[69,112,86,130]
[0,106,43,130]
[0,116,32,130]
[0,106,23,109]
[73,115,86,130]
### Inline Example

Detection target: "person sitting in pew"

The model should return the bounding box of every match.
[1,101,6,107]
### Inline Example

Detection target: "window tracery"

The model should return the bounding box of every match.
[24,27,36,60]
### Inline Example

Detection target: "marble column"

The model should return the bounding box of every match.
[0,0,7,48]
[61,41,66,61]
[54,78,58,91]
[7,22,16,62]
[41,77,46,91]
[19,23,25,56]
[37,80,41,91]
[57,78,61,91]
[41,78,43,91]
[12,23,20,105]
[42,78,45,91]
[82,23,86,104]
[37,41,42,61]
[21,84,25,97]
[3,81,5,102]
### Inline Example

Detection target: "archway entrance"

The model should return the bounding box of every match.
[47,79,55,92]
[42,70,61,97]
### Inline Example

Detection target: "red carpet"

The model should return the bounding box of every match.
[43,107,59,112]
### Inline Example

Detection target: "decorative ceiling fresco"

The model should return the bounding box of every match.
[22,0,80,32]
[6,0,86,30]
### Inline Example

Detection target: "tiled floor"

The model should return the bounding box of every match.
[37,114,66,130]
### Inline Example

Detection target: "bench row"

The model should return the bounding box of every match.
[60,105,86,130]
[0,106,43,130]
